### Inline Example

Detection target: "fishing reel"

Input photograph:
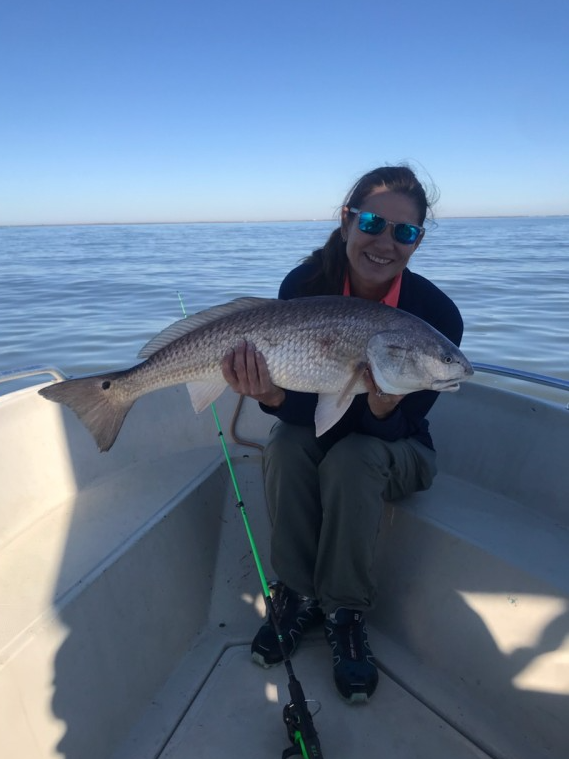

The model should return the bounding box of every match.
[282,697,323,759]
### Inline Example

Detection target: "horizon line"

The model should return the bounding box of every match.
[2,213,568,229]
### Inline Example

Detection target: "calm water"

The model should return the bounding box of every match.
[1,217,568,391]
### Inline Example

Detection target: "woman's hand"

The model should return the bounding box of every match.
[221,340,285,408]
[362,367,404,420]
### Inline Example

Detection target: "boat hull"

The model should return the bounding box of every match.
[1,377,568,759]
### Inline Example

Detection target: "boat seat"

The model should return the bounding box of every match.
[372,414,569,759]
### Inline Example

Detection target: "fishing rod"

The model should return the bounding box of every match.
[177,292,324,759]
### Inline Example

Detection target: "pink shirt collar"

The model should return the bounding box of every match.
[342,271,402,307]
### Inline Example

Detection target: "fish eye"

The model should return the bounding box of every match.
[443,355,454,364]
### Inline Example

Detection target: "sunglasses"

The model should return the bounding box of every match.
[349,208,424,245]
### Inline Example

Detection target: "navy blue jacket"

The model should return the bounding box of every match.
[259,263,464,450]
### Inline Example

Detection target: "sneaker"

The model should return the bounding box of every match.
[324,608,379,703]
[251,581,323,668]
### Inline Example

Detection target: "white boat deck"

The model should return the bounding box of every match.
[153,643,491,759]
[1,380,568,759]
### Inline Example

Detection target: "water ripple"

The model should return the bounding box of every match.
[1,218,568,386]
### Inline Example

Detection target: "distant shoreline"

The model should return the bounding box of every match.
[2,215,568,229]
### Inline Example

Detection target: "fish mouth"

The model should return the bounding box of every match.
[432,378,463,392]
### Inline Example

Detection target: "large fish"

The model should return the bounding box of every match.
[39,295,473,451]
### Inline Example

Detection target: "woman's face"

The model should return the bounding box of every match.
[341,187,424,299]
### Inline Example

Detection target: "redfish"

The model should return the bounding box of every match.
[39,295,473,451]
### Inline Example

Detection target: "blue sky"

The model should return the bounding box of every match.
[1,0,568,225]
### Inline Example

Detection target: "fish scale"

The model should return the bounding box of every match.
[135,303,368,393]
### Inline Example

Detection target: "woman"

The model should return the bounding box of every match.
[221,166,464,703]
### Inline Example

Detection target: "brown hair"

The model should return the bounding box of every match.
[298,165,435,296]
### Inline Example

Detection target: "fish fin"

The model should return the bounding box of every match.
[368,341,408,370]
[366,365,408,395]
[314,392,355,437]
[185,379,228,413]
[38,372,134,452]
[366,336,409,394]
[337,361,368,405]
[138,297,273,358]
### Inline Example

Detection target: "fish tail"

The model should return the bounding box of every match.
[38,371,134,452]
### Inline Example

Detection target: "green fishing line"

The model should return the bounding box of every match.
[210,402,271,598]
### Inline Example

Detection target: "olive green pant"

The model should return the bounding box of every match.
[262,422,437,615]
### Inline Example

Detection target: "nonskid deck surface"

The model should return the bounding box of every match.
[158,640,490,759]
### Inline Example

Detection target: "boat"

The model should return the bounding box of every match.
[1,364,568,759]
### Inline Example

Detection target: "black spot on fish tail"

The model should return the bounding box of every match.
[38,371,134,452]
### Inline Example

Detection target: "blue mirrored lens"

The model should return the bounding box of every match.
[394,224,420,244]
[358,212,387,235]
